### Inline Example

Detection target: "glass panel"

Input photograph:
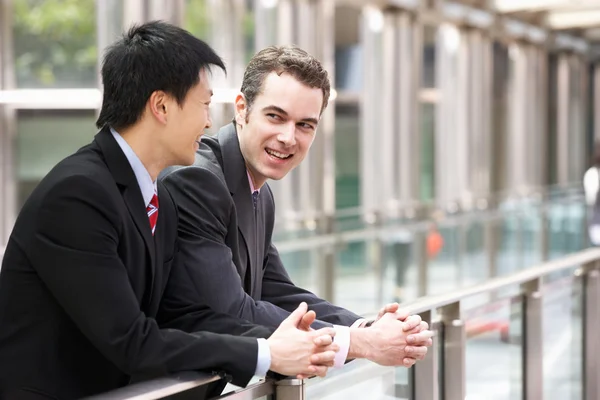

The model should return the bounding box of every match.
[15,110,98,208]
[335,240,376,314]
[305,360,396,399]
[497,204,523,275]
[183,0,212,41]
[421,25,436,89]
[13,0,98,88]
[521,198,543,267]
[465,295,523,399]
[334,5,362,93]
[335,102,360,211]
[384,229,418,303]
[542,269,583,400]
[491,41,509,193]
[420,102,435,202]
[462,219,487,285]
[427,222,461,295]
[279,248,316,291]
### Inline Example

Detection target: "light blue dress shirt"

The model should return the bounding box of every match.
[110,127,271,378]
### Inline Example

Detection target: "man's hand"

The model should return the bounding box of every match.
[348,312,434,367]
[268,302,340,378]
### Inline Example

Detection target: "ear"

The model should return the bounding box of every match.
[234,93,247,126]
[148,90,169,125]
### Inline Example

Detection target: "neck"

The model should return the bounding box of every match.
[118,125,166,182]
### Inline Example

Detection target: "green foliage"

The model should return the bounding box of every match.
[13,0,97,87]
[183,0,211,40]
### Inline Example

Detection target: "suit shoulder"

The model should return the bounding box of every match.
[32,144,116,197]
[159,136,226,189]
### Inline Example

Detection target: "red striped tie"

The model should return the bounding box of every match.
[147,193,159,235]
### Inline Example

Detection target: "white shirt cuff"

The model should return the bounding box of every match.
[351,318,367,328]
[254,338,271,378]
[332,325,351,368]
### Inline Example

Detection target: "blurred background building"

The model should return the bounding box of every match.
[1,1,600,397]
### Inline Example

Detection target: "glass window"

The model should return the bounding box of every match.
[15,110,97,207]
[12,0,97,88]
[335,102,360,209]
[183,0,212,41]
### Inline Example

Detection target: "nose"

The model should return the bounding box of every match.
[205,113,213,130]
[277,123,296,147]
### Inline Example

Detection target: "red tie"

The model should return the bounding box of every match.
[147,193,159,235]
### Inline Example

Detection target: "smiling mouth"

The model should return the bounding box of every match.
[265,148,292,160]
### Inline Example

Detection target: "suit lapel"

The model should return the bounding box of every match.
[217,124,259,294]
[95,127,156,290]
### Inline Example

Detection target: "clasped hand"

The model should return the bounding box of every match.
[267,302,339,378]
[365,303,434,367]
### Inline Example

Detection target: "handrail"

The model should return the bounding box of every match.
[83,371,222,400]
[274,193,585,253]
[272,181,584,230]
[399,246,600,314]
[84,248,600,400]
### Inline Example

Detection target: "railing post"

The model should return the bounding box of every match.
[412,310,439,400]
[274,379,304,400]
[583,261,600,400]
[521,278,543,399]
[440,302,465,400]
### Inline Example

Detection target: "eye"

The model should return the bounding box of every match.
[298,122,315,131]
[267,113,282,121]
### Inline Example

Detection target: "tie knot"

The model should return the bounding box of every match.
[147,193,159,235]
[149,193,159,209]
[252,190,259,209]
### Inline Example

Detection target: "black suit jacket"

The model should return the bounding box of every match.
[0,127,272,400]
[160,123,361,330]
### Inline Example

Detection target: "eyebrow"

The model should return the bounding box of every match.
[262,105,319,126]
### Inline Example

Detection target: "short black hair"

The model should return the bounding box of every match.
[96,20,225,130]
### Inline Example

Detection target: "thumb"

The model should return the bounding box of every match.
[298,310,316,331]
[384,303,400,313]
[281,302,308,328]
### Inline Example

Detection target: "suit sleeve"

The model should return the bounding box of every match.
[29,176,265,387]
[161,166,304,329]
[261,242,362,328]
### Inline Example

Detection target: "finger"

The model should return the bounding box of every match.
[313,334,334,347]
[298,310,316,331]
[383,302,400,313]
[404,345,429,359]
[401,315,422,331]
[394,307,410,321]
[405,322,431,336]
[406,329,435,345]
[310,350,337,365]
[296,374,313,380]
[307,365,329,378]
[310,327,337,340]
[281,302,308,328]
[403,357,417,368]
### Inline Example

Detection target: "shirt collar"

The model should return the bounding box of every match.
[247,170,260,194]
[110,127,157,207]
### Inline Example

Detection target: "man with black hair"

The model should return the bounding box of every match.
[0,22,338,400]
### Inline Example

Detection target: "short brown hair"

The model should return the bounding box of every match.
[240,45,331,117]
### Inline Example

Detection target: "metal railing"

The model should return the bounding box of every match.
[89,247,600,400]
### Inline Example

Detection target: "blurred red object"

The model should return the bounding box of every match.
[426,228,444,259]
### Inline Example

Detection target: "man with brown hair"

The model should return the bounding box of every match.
[160,45,434,371]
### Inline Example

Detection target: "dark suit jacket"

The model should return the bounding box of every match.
[0,127,272,400]
[160,123,361,330]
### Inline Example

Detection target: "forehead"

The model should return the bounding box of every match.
[191,68,212,96]
[255,72,323,118]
